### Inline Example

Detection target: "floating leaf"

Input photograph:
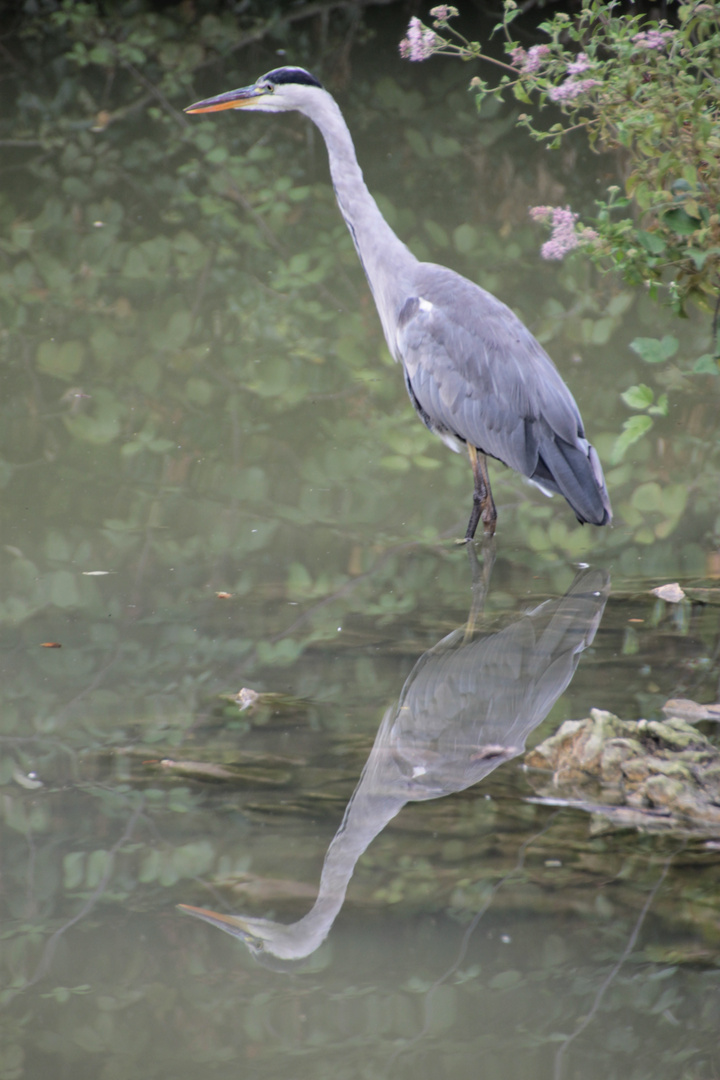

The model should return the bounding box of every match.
[629,336,679,364]
[693,354,718,375]
[621,384,654,410]
[610,414,652,463]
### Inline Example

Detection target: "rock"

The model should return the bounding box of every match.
[525,709,720,834]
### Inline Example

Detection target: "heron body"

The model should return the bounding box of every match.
[186,67,612,538]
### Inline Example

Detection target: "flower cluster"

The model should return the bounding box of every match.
[530,206,587,260]
[509,44,549,73]
[429,5,459,19]
[632,29,675,50]
[548,78,599,103]
[567,52,590,75]
[399,17,437,62]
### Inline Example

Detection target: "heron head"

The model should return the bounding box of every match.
[177,903,274,955]
[185,67,324,116]
[177,901,329,966]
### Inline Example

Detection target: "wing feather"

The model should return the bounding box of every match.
[395,263,611,525]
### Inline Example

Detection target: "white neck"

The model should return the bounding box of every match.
[300,91,418,350]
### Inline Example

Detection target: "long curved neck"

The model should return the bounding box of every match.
[301,92,418,349]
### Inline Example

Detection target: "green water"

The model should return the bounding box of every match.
[0,7,719,1080]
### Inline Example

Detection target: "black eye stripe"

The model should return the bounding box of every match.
[262,67,323,89]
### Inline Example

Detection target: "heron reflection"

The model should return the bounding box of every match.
[180,567,609,962]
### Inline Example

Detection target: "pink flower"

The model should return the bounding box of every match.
[548,78,599,102]
[399,17,438,62]
[430,4,458,19]
[632,28,674,50]
[567,52,590,75]
[530,206,580,260]
[528,206,553,222]
[509,44,549,72]
[523,44,550,72]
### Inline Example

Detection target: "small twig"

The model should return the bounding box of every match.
[219,0,398,63]
[711,287,720,356]
[0,139,45,148]
[122,60,188,128]
[189,242,219,328]
[553,845,681,1080]
[386,811,562,1076]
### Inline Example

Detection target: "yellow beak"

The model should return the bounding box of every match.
[184,86,265,113]
[177,903,261,943]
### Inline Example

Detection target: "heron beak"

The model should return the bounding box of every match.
[177,903,262,944]
[184,86,266,113]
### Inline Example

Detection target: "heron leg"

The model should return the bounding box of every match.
[465,445,497,540]
[464,535,496,641]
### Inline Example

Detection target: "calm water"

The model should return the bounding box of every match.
[1,11,719,1080]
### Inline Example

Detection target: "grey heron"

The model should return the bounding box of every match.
[186,67,612,540]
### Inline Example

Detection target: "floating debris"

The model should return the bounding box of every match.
[225,687,311,718]
[663,698,720,723]
[651,582,685,603]
[234,687,260,711]
[157,757,295,786]
[12,768,43,790]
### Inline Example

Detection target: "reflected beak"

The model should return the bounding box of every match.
[177,903,261,944]
[184,86,266,114]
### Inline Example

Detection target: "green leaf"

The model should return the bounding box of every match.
[687,248,708,270]
[49,570,81,608]
[37,340,85,381]
[205,145,228,164]
[163,310,193,349]
[693,354,718,374]
[610,414,653,464]
[185,375,213,401]
[86,849,111,889]
[431,134,462,158]
[453,224,478,254]
[632,481,663,512]
[636,230,666,255]
[629,336,679,363]
[63,852,86,890]
[661,207,701,235]
[512,83,532,105]
[621,384,654,410]
[649,393,669,416]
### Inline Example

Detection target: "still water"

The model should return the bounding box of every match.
[1,9,719,1080]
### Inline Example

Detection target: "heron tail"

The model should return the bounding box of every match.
[533,437,612,526]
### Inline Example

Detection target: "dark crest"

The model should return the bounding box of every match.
[263,67,323,89]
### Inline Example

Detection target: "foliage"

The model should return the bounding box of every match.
[401,0,720,489]
[406,1,720,325]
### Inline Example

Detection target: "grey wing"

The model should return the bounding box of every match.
[396,266,611,525]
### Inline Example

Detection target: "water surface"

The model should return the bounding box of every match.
[1,12,719,1080]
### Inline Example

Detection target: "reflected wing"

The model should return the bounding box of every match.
[389,568,610,793]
